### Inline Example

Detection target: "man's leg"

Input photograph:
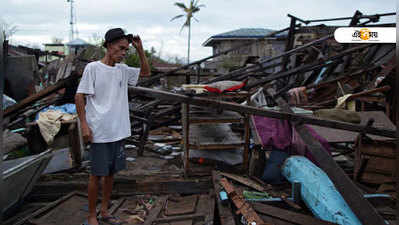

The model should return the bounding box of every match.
[88,175,100,225]
[100,174,114,217]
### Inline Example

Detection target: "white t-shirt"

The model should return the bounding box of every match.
[76,61,140,143]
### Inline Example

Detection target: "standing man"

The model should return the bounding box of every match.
[75,28,150,225]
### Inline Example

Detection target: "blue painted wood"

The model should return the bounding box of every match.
[281,156,361,225]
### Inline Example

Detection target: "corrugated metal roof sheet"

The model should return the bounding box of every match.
[203,28,287,46]
[66,38,89,46]
[212,28,276,38]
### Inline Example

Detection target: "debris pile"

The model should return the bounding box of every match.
[1,10,397,225]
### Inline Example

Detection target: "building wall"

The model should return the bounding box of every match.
[207,39,285,74]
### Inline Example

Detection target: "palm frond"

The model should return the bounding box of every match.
[192,7,201,13]
[170,14,185,21]
[192,16,199,22]
[174,2,187,10]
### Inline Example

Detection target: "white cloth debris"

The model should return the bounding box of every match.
[36,110,77,144]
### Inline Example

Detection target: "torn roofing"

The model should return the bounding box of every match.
[202,28,287,46]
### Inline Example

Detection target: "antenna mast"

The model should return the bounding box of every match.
[67,0,78,41]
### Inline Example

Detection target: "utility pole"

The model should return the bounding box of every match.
[67,0,78,41]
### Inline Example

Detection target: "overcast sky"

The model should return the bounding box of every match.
[1,0,396,62]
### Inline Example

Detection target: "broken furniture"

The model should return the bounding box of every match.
[130,109,152,157]
[181,91,250,176]
[26,119,84,168]
[354,136,396,185]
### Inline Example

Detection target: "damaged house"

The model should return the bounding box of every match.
[1,10,398,225]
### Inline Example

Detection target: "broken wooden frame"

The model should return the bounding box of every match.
[206,34,334,84]
[245,43,373,89]
[128,87,396,138]
[301,12,395,23]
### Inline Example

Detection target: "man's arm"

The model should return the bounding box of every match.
[75,93,93,143]
[132,35,151,77]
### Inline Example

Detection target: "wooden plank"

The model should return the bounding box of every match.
[160,220,193,225]
[32,179,212,196]
[55,61,67,82]
[265,87,385,225]
[165,195,198,216]
[253,203,336,225]
[143,196,167,225]
[212,171,236,225]
[30,194,89,225]
[128,87,396,138]
[5,75,80,117]
[219,178,266,225]
[62,62,73,79]
[246,44,372,89]
[182,103,190,176]
[68,122,82,167]
[10,192,78,225]
[154,214,204,223]
[243,113,250,172]
[206,190,216,225]
[220,172,266,192]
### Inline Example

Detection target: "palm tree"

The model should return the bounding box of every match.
[171,0,205,64]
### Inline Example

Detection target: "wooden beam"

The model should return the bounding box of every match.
[395,47,399,225]
[129,87,396,138]
[246,44,372,89]
[154,214,204,223]
[4,75,80,117]
[0,36,6,223]
[219,178,267,225]
[207,34,334,84]
[265,87,386,225]
[253,203,335,225]
[220,172,268,192]
[143,196,167,225]
[212,171,236,225]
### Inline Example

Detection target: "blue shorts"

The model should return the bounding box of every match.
[89,140,126,176]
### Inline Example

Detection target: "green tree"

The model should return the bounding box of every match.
[171,0,205,64]
[125,47,153,69]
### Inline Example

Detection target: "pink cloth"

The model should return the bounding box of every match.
[252,116,331,165]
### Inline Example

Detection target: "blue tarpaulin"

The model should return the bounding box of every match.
[35,103,77,121]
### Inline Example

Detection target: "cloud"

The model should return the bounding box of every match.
[2,0,395,61]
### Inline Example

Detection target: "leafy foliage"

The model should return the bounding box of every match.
[124,47,154,69]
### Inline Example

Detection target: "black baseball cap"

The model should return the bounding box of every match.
[103,28,133,48]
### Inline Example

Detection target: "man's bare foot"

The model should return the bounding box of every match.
[99,211,124,225]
